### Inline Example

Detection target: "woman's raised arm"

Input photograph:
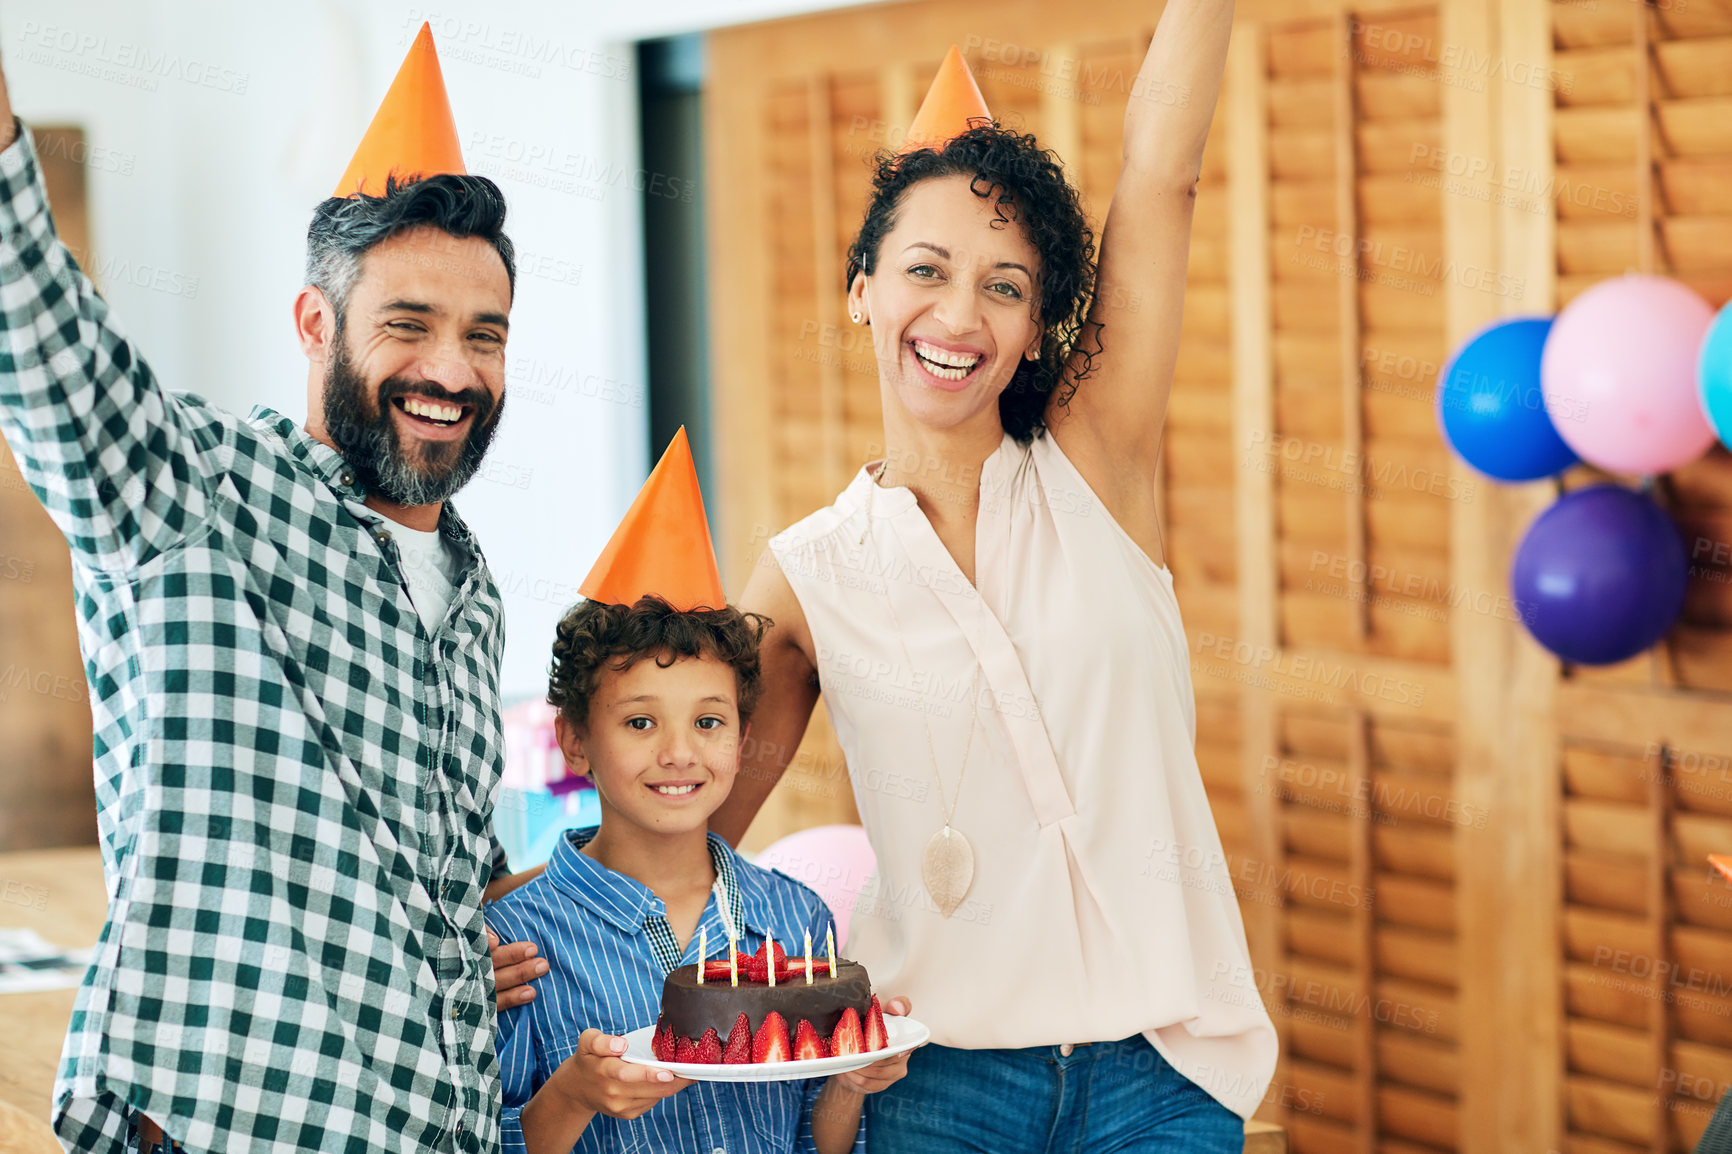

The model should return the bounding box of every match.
[1050,0,1234,498]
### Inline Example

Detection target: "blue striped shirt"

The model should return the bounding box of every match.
[486,828,867,1154]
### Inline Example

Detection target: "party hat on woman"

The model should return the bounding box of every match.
[901,45,993,153]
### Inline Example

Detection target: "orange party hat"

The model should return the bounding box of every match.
[1712,855,1732,884]
[900,45,993,154]
[334,23,466,197]
[580,428,727,612]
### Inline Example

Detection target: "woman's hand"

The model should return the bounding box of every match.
[832,995,916,1095]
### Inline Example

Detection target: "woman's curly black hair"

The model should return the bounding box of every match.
[843,123,1098,443]
[547,595,772,728]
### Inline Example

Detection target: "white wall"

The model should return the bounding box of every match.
[0,0,879,697]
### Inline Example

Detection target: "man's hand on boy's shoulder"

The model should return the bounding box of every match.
[831,995,916,1096]
[555,1028,693,1120]
[488,925,550,1011]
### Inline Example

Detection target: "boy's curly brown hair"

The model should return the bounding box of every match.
[546,595,773,729]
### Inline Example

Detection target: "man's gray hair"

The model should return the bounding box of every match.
[305,173,517,324]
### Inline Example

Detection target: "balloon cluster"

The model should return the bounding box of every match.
[1436,275,1725,666]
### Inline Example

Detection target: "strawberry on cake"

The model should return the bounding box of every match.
[652,940,892,1065]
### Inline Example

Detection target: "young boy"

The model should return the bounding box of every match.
[486,433,909,1153]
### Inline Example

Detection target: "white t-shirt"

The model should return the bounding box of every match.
[391,521,463,633]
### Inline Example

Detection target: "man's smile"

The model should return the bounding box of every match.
[389,393,479,442]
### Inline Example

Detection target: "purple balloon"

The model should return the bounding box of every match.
[1510,485,1689,665]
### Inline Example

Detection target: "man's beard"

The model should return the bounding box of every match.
[322,332,503,508]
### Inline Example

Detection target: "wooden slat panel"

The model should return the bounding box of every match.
[1656,97,1732,158]
[1377,874,1455,933]
[1377,1029,1458,1096]
[1566,1076,1655,1147]
[1376,926,1458,989]
[1377,1083,1457,1149]
[1567,1019,1658,1088]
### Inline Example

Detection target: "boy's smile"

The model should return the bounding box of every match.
[556,651,743,838]
[650,782,702,798]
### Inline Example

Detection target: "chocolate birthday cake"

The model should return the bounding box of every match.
[651,940,890,1064]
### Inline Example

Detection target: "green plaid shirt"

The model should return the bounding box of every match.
[0,126,511,1154]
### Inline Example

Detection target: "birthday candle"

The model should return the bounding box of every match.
[826,927,836,977]
[805,930,813,984]
[729,933,738,987]
[768,932,776,987]
[699,927,706,984]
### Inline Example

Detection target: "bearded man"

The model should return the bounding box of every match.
[0,30,543,1154]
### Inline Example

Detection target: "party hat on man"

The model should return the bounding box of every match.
[900,45,993,154]
[1713,854,1732,885]
[580,428,727,611]
[334,23,466,197]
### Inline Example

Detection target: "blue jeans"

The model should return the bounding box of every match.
[864,1035,1243,1153]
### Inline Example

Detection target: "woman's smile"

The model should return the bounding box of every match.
[909,337,988,390]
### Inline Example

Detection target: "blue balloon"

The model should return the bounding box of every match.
[1437,316,1579,482]
[1510,485,1689,666]
[1699,299,1732,448]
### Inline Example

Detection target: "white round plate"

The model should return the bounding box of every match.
[619,1015,930,1083]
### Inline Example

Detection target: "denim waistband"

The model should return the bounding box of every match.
[949,1034,1153,1065]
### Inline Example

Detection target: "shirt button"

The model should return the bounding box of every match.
[451,1006,461,1019]
[341,471,355,487]
[711,1148,725,1154]
[1059,1043,1074,1057]
[376,530,392,545]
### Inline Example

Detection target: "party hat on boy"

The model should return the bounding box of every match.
[1713,854,1732,884]
[580,427,727,612]
[334,23,467,197]
[900,45,993,154]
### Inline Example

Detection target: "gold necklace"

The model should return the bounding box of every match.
[868,459,980,919]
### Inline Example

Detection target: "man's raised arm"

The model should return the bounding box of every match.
[0,47,216,573]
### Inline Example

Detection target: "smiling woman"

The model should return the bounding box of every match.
[843,130,1096,442]
[709,6,1273,1150]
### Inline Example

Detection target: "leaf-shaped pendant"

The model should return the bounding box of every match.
[921,825,975,918]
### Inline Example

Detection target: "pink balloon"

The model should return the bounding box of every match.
[753,824,877,951]
[1541,274,1717,475]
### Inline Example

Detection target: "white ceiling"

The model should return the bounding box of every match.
[495,0,896,44]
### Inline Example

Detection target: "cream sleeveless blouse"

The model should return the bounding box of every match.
[768,430,1276,1119]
